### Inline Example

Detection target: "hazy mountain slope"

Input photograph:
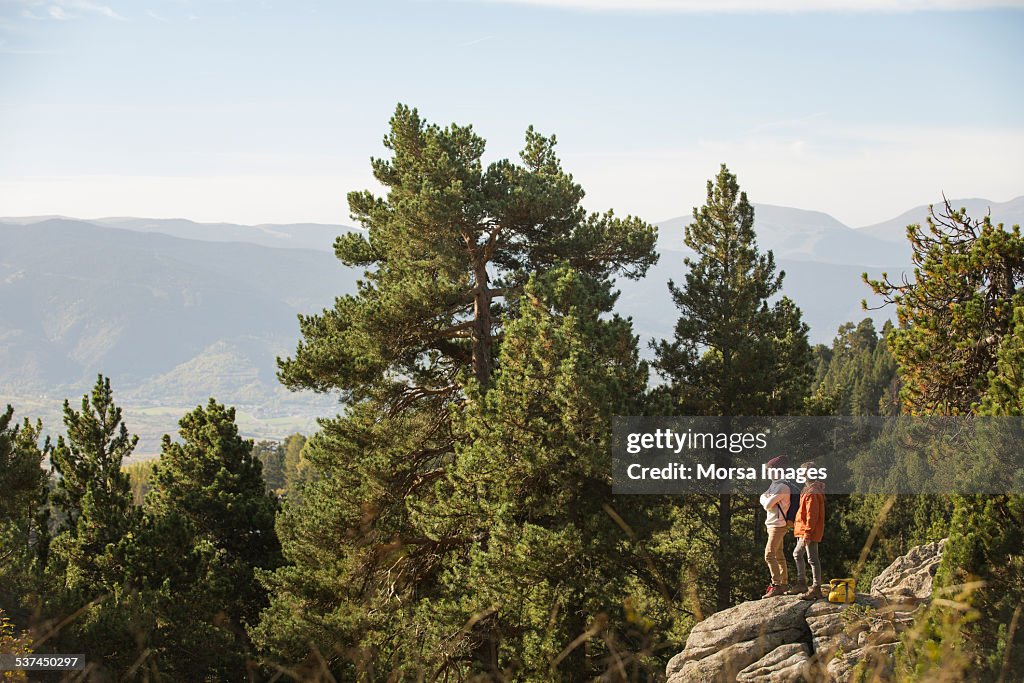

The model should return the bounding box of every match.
[94,216,353,252]
[0,203,960,455]
[656,203,910,266]
[129,337,292,406]
[0,219,357,395]
[0,210,905,401]
[856,196,1024,242]
[4,215,353,252]
[617,253,895,354]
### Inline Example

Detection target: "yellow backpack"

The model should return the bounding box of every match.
[828,578,857,604]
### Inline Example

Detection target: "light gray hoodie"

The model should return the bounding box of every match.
[760,481,790,528]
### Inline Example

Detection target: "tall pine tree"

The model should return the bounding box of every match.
[408,267,657,680]
[43,376,148,677]
[864,202,1024,679]
[49,375,138,597]
[652,165,812,611]
[278,103,657,400]
[137,399,282,679]
[256,105,658,676]
[0,407,51,623]
[866,199,1024,414]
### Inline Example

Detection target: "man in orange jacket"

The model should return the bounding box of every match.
[789,460,825,600]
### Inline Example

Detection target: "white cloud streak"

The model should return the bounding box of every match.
[457,35,493,47]
[6,0,125,21]
[478,0,1024,12]
[59,0,124,20]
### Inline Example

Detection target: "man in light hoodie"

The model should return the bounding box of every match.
[760,455,792,598]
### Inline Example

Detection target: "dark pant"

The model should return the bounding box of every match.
[793,537,821,586]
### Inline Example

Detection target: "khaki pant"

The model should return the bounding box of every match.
[764,525,789,587]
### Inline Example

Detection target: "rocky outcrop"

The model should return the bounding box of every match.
[736,643,811,682]
[665,541,946,683]
[869,539,945,599]
[665,596,812,682]
[805,595,921,681]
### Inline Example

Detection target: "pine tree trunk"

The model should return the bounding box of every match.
[716,413,734,611]
[717,492,731,611]
[472,257,494,389]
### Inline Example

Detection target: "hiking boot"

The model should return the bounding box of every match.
[800,584,824,601]
[786,580,808,595]
[764,584,787,598]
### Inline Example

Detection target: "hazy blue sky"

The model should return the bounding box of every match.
[1,0,1022,226]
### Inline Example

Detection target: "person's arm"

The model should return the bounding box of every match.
[760,483,785,511]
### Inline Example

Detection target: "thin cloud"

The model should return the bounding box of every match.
[457,35,493,47]
[146,9,168,22]
[61,0,125,20]
[6,0,126,21]
[478,0,1024,12]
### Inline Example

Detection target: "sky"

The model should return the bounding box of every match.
[0,0,1022,228]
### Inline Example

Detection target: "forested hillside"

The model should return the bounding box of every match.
[1,106,1022,681]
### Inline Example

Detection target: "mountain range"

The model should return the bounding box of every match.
[2,196,1021,454]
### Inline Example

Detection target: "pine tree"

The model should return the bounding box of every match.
[43,376,149,677]
[807,318,898,416]
[253,440,286,494]
[253,393,457,676]
[280,432,309,492]
[408,268,656,680]
[862,203,1024,679]
[0,407,51,621]
[138,399,282,679]
[278,104,657,399]
[49,375,138,596]
[917,306,1024,680]
[257,106,659,674]
[0,407,47,525]
[865,199,1024,414]
[979,307,1024,416]
[652,164,813,611]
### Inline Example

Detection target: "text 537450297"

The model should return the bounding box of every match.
[0,654,85,670]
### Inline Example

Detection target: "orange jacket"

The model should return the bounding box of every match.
[794,482,825,542]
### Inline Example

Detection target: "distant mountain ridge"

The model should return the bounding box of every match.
[657,203,909,266]
[0,218,356,451]
[3,215,357,252]
[854,196,1024,243]
[11,195,1020,262]
[1,197,1019,452]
